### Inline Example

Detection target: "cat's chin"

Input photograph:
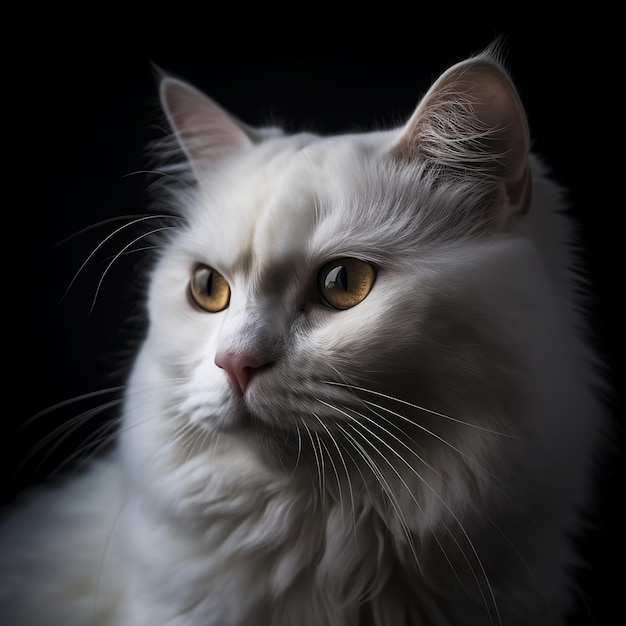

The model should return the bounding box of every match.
[208,403,305,472]
[201,403,258,434]
[202,400,300,454]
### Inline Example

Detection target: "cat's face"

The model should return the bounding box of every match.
[133,55,535,498]
[147,140,525,475]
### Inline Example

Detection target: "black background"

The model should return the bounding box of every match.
[8,17,621,626]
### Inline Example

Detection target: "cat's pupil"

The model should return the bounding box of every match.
[204,272,213,293]
[203,270,213,293]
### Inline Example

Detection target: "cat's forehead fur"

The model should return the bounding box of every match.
[179,130,419,278]
[173,130,490,297]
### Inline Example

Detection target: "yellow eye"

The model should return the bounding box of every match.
[189,264,231,312]
[317,257,376,310]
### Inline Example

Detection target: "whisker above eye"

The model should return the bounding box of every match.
[103,244,162,260]
[54,213,183,248]
[119,169,193,187]
[60,215,180,301]
[88,225,177,314]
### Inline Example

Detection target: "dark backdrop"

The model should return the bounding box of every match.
[9,19,621,626]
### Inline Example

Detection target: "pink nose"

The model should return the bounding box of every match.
[214,350,269,395]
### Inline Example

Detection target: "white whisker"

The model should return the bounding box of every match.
[315,414,356,529]
[55,213,182,247]
[89,225,176,313]
[320,396,500,624]
[62,215,176,301]
[324,381,521,439]
[119,169,192,188]
[332,378,539,529]
[294,424,302,470]
[360,395,537,527]
[313,430,326,505]
[333,421,422,575]
[314,420,345,521]
[301,419,324,502]
[287,422,304,478]
[350,408,498,620]
[364,397,495,466]
[21,387,125,430]
[16,399,122,477]
[353,400,445,479]
[47,419,119,480]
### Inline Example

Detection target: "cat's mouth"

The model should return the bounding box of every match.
[204,363,368,467]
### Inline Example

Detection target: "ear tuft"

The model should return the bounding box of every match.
[392,51,531,214]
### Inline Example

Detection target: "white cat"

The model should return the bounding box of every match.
[0,45,608,625]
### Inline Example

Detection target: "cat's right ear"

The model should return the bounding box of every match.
[160,76,254,177]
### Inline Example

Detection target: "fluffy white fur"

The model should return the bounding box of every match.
[0,48,607,625]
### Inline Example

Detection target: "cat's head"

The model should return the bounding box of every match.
[138,48,541,507]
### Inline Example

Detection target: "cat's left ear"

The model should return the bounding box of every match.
[160,76,254,178]
[392,53,531,214]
